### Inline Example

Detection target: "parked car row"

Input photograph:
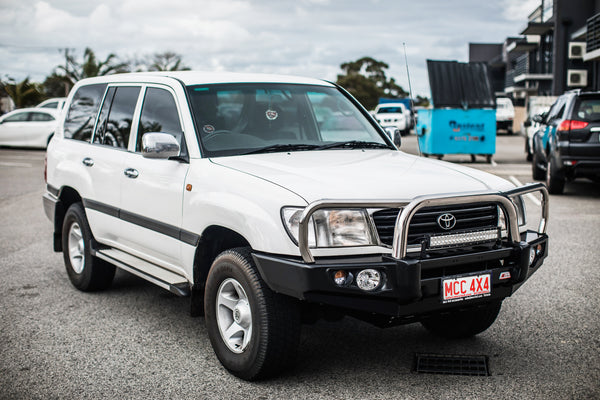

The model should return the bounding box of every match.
[529,89,600,194]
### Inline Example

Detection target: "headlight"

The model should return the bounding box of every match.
[282,207,376,248]
[498,196,527,238]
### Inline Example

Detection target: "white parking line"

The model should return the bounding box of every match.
[0,162,33,167]
[509,175,541,206]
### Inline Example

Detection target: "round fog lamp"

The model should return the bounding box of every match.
[334,270,349,286]
[356,269,382,291]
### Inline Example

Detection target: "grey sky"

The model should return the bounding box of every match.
[0,0,539,98]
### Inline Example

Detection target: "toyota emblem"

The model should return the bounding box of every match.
[437,213,456,230]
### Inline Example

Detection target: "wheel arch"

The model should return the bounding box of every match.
[190,225,251,316]
[52,186,83,252]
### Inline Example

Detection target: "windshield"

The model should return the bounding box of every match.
[186,83,389,157]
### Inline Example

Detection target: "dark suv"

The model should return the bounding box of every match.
[532,90,600,194]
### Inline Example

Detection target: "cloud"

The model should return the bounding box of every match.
[1,0,536,97]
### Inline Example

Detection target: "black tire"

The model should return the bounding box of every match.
[421,301,502,339]
[532,151,546,180]
[525,140,533,161]
[546,158,565,194]
[204,247,301,381]
[62,203,115,291]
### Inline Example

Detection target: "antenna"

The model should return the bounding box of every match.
[403,42,421,156]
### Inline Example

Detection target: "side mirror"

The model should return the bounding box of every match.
[141,132,180,159]
[523,119,532,128]
[532,114,542,123]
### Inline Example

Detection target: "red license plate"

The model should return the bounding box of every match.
[442,273,491,304]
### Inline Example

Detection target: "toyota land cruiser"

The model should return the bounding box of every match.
[43,72,549,380]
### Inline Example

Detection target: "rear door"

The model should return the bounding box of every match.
[75,84,141,245]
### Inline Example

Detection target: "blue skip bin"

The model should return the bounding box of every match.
[417,60,497,162]
[417,108,496,160]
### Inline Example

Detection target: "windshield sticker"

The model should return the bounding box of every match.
[265,109,278,121]
[203,124,215,134]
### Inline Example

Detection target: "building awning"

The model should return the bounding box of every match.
[520,22,553,35]
[506,40,539,53]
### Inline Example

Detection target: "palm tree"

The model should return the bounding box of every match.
[1,77,44,108]
[58,47,129,83]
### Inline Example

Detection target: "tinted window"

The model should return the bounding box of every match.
[3,111,29,122]
[94,86,140,148]
[30,112,55,122]
[136,88,183,152]
[40,102,58,109]
[574,97,600,122]
[64,83,107,141]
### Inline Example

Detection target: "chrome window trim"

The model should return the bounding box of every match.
[298,183,549,264]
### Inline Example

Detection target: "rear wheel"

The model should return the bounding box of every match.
[421,301,502,339]
[62,203,115,291]
[204,248,301,380]
[546,158,565,194]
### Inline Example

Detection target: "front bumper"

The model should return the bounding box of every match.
[253,231,548,317]
[256,183,549,318]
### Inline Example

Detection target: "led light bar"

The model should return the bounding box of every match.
[429,229,499,248]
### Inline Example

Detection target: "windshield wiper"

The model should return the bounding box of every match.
[316,140,393,150]
[244,143,321,155]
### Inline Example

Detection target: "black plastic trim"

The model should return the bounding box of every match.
[82,198,200,246]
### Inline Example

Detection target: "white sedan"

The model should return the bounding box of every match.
[0,108,59,148]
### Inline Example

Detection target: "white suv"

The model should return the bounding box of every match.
[44,72,549,380]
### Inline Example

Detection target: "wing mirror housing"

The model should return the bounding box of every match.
[141,132,180,159]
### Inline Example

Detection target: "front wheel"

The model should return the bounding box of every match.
[62,203,115,291]
[421,301,502,339]
[204,248,301,380]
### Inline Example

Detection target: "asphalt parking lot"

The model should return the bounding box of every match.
[0,134,599,399]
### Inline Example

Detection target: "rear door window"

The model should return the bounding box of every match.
[64,83,107,141]
[93,86,140,149]
[30,112,55,122]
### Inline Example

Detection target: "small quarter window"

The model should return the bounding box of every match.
[64,83,107,141]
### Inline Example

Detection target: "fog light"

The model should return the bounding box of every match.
[356,269,382,291]
[333,270,352,286]
[529,247,536,266]
[536,244,543,256]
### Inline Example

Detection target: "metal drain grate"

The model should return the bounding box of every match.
[414,353,490,376]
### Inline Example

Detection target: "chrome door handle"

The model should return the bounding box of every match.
[124,168,139,179]
[82,157,94,167]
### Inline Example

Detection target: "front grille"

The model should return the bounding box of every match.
[372,203,499,247]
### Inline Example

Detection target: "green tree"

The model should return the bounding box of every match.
[149,52,191,71]
[336,57,408,110]
[43,72,72,98]
[57,47,129,84]
[1,76,44,108]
